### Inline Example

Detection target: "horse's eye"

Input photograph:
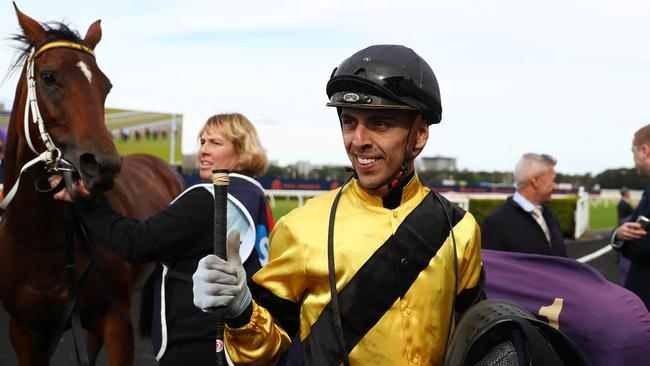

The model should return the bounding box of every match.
[40,71,56,86]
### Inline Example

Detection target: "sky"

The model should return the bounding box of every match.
[1,0,649,175]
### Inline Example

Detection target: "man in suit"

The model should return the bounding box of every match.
[481,153,567,257]
[617,187,634,225]
[612,124,650,310]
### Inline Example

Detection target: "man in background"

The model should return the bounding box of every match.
[481,153,567,257]
[618,187,634,224]
[612,124,650,310]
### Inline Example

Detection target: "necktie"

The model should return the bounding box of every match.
[532,207,551,244]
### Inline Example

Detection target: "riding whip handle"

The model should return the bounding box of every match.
[212,169,230,366]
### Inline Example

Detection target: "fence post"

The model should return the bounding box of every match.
[169,114,177,165]
[574,192,590,239]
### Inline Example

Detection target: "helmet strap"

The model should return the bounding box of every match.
[382,168,414,209]
[383,117,416,208]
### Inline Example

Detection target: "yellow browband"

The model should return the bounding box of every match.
[30,41,95,61]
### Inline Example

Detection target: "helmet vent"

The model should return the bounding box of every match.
[353,68,367,79]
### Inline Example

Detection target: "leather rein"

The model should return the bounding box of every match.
[0,41,92,211]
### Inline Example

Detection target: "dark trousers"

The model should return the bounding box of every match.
[158,341,216,366]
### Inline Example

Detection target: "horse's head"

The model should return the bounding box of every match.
[13,5,120,197]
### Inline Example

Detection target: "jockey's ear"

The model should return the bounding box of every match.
[83,20,102,50]
[14,3,48,47]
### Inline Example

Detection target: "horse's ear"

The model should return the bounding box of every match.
[13,2,48,46]
[83,20,102,50]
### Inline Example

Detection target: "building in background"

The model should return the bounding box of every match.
[296,160,312,177]
[417,156,457,172]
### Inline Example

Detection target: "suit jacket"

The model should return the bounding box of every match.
[619,188,650,310]
[481,196,567,257]
[617,199,634,225]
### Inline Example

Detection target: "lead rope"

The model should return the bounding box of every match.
[327,176,353,366]
[46,204,93,365]
[433,191,459,361]
[46,204,131,365]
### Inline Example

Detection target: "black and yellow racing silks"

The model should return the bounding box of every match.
[226,174,483,366]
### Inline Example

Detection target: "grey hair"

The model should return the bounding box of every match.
[513,153,557,189]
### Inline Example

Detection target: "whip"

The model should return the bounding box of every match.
[212,169,230,366]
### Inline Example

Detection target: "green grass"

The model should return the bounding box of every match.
[270,198,302,221]
[105,108,129,114]
[589,200,618,230]
[114,136,182,164]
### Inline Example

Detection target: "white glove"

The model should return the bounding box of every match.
[193,230,252,318]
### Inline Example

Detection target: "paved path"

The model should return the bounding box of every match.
[566,229,621,283]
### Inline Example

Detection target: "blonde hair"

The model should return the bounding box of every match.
[198,113,268,176]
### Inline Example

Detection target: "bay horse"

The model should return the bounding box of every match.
[0,5,184,365]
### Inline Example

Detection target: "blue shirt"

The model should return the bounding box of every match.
[513,191,543,217]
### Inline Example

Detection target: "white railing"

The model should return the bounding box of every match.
[266,189,325,207]
[265,189,587,239]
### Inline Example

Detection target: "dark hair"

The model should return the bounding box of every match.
[8,21,81,74]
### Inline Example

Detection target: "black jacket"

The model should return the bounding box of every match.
[77,187,219,352]
[619,188,650,310]
[76,178,270,360]
[617,199,634,225]
[480,196,567,257]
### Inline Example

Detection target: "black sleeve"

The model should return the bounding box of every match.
[544,213,568,257]
[480,216,507,251]
[618,201,634,222]
[455,267,486,320]
[621,235,650,263]
[75,187,213,262]
[620,191,650,263]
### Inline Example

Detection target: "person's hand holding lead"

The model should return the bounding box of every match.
[48,174,91,202]
[193,229,251,318]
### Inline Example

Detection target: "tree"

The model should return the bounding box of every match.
[596,168,647,190]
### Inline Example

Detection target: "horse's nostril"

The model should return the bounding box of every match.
[79,153,99,173]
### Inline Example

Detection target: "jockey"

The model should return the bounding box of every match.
[192,44,485,365]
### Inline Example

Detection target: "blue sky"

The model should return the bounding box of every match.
[1,1,649,174]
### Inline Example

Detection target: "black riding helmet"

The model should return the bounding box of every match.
[326,44,442,125]
[444,300,589,366]
[326,45,442,200]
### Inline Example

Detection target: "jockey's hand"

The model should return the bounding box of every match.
[615,221,647,241]
[48,175,91,202]
[193,230,251,318]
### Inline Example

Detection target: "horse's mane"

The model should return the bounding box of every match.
[4,21,82,83]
